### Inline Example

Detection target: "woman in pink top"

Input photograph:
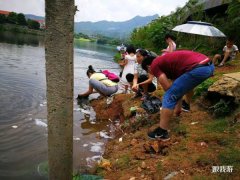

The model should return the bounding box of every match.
[161,34,176,55]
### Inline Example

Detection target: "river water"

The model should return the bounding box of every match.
[0,32,120,180]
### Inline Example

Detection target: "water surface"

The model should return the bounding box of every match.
[0,32,120,179]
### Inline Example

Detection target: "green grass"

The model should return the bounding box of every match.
[74,37,92,42]
[114,154,131,169]
[172,124,188,138]
[218,148,240,171]
[194,78,215,98]
[205,118,228,133]
[196,154,215,167]
[73,174,103,180]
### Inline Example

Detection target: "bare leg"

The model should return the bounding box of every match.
[212,54,221,65]
[124,85,128,93]
[219,51,230,65]
[174,99,182,116]
[184,90,194,105]
[160,108,174,130]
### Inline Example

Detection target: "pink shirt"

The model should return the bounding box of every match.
[151,50,209,80]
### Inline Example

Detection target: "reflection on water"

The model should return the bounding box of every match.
[0,31,44,47]
[0,32,120,179]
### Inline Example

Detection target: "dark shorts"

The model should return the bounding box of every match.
[219,54,231,63]
[138,75,156,93]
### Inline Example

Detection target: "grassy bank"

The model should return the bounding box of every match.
[74,37,95,42]
[0,23,44,36]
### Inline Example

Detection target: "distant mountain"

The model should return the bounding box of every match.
[74,14,159,39]
[23,14,159,38]
[25,14,45,20]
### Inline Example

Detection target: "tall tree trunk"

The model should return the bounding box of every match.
[45,0,74,179]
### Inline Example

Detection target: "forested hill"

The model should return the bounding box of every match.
[25,14,44,20]
[74,14,159,39]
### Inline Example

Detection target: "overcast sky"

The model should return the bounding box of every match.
[0,0,189,22]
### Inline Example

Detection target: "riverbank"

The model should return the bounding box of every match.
[91,60,240,179]
[0,23,44,36]
[74,37,95,42]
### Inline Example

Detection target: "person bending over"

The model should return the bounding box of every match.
[142,50,214,141]
[78,65,118,98]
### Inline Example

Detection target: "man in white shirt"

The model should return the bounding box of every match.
[212,38,239,67]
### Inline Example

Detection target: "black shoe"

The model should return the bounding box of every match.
[182,100,190,112]
[147,127,170,141]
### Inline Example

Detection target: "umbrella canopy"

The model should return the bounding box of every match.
[172,21,226,37]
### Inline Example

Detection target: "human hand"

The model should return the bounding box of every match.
[77,94,88,99]
[132,84,139,91]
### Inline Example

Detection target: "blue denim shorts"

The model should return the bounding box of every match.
[162,64,214,109]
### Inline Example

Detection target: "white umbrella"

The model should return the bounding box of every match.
[172,21,226,37]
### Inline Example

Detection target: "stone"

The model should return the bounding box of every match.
[164,171,179,180]
[234,113,240,123]
[141,174,145,178]
[200,142,208,147]
[208,73,240,103]
[137,166,142,172]
[129,177,136,180]
[151,141,160,153]
[130,138,138,146]
[141,161,147,169]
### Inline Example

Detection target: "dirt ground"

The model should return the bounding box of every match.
[91,62,240,180]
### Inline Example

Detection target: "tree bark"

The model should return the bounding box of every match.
[45,0,74,179]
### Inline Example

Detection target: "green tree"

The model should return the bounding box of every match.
[7,12,18,24]
[225,0,240,44]
[0,14,7,24]
[17,13,27,25]
[45,0,74,179]
[27,19,40,29]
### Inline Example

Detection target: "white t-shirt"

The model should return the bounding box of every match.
[134,63,147,76]
[223,45,239,59]
[120,54,136,85]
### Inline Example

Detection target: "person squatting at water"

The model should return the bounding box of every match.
[78,65,118,102]
[141,50,215,141]
[126,49,157,100]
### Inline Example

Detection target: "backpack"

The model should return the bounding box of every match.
[102,70,120,83]
[141,96,162,114]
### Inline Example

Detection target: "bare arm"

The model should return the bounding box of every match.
[167,42,174,52]
[132,73,139,91]
[119,59,128,66]
[78,85,94,97]
[138,73,154,86]
[162,42,174,53]
[158,73,171,91]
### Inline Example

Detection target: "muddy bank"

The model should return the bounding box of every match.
[90,62,240,179]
